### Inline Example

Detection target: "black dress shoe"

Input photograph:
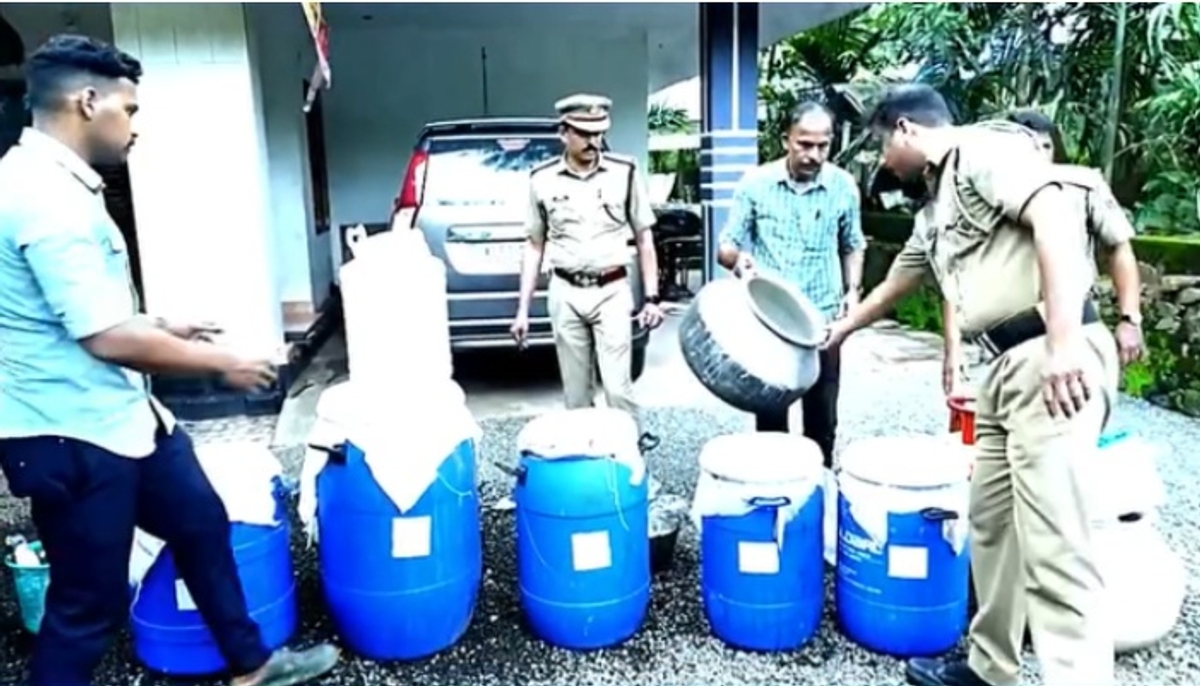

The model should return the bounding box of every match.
[905,658,993,686]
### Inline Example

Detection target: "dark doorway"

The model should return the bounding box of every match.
[0,80,145,301]
[0,79,26,158]
[303,79,331,237]
[97,164,145,301]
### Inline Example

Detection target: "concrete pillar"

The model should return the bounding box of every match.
[110,3,282,355]
[699,2,759,283]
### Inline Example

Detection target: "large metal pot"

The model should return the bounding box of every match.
[679,275,825,415]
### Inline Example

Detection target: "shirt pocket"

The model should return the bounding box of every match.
[598,186,627,226]
[545,195,580,228]
[98,227,132,281]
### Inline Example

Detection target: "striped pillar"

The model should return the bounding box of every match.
[699,2,760,283]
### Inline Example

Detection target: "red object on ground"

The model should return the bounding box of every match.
[947,396,976,446]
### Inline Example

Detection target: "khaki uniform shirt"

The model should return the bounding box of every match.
[888,123,1097,339]
[1053,164,1137,287]
[525,153,656,272]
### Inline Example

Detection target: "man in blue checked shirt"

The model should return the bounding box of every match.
[716,101,866,468]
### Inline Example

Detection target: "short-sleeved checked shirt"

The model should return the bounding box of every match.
[719,159,865,319]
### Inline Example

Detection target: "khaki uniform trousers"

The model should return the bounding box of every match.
[968,322,1119,686]
[547,274,638,419]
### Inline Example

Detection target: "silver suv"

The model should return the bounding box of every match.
[390,117,650,380]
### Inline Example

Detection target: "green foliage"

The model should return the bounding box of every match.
[646,104,698,200]
[757,9,881,162]
[647,104,691,135]
[765,2,1200,236]
[1129,234,1200,275]
[893,284,946,334]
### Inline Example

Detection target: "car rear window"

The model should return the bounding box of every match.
[422,136,563,207]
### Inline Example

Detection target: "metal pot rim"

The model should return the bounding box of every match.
[742,275,826,348]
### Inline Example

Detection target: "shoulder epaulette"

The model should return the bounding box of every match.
[601,152,636,169]
[529,158,560,176]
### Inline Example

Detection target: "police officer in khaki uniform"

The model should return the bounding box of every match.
[511,94,664,432]
[942,111,1144,394]
[827,85,1117,686]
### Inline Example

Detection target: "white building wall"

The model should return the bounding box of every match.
[110,3,283,351]
[245,3,331,311]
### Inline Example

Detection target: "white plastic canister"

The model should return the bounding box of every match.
[339,227,453,388]
[1088,433,1183,653]
[1096,517,1186,654]
[691,433,825,546]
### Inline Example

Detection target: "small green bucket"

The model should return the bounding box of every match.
[5,541,49,634]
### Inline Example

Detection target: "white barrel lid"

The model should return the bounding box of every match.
[517,407,640,462]
[840,434,971,489]
[315,380,467,431]
[699,432,823,485]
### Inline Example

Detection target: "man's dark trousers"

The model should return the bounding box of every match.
[753,346,842,468]
[0,426,271,685]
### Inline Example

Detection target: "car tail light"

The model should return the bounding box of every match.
[391,148,428,229]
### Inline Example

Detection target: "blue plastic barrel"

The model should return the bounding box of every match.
[695,432,826,651]
[130,480,297,676]
[513,408,650,650]
[317,436,481,661]
[836,435,972,657]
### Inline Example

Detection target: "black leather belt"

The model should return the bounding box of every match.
[976,301,1100,358]
[553,266,627,288]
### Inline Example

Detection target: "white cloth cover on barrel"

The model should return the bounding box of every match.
[297,380,480,543]
[690,433,823,548]
[129,440,284,589]
[513,408,646,486]
[822,467,838,565]
[838,435,971,555]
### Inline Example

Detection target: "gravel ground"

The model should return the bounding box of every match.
[0,351,1196,685]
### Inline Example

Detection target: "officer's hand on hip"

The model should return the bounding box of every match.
[1041,343,1091,418]
[510,312,530,349]
[638,302,665,330]
[1115,320,1144,365]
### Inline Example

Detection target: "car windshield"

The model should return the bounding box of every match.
[423,135,563,207]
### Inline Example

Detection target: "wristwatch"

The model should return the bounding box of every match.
[1119,313,1142,328]
[646,294,662,306]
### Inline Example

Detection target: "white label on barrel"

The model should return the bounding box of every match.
[391,516,432,559]
[570,531,612,572]
[175,579,197,612]
[887,545,929,580]
[737,541,780,575]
